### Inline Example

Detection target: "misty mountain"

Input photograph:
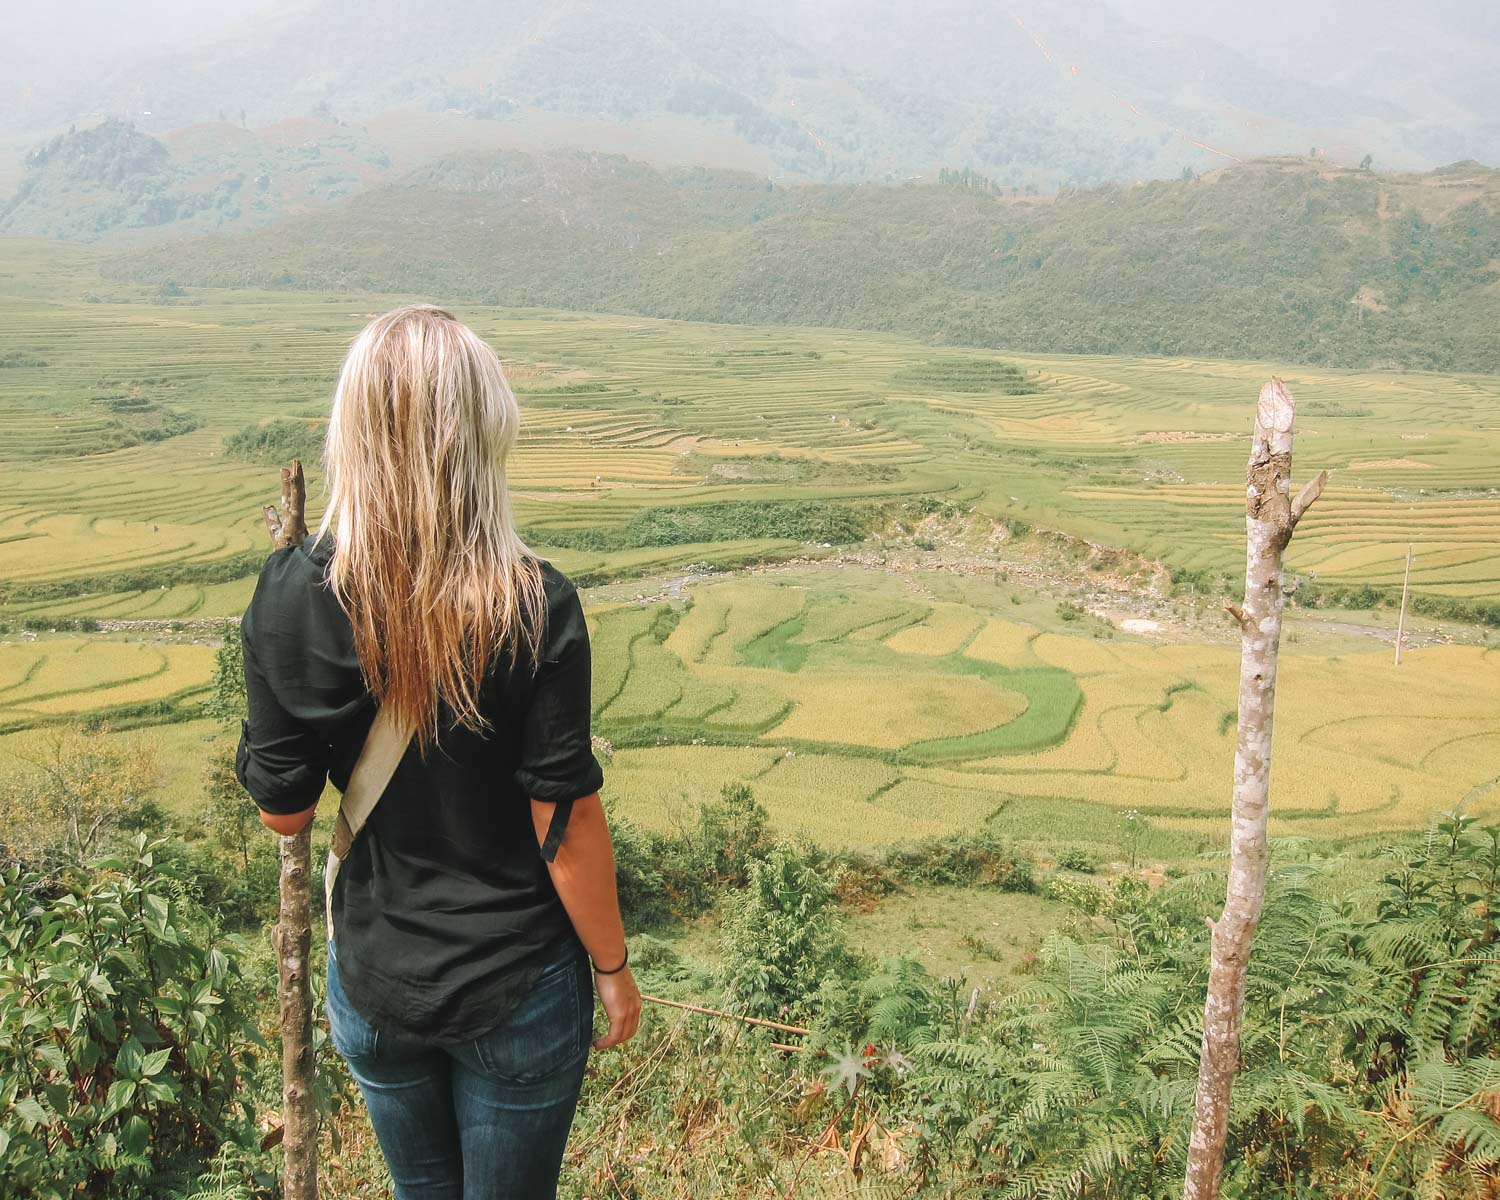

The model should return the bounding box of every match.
[112,149,1500,373]
[0,118,394,241]
[6,0,1496,191]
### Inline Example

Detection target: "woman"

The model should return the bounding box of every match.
[235,305,641,1199]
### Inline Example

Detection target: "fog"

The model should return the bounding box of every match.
[4,0,1497,179]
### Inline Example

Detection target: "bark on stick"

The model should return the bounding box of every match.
[262,461,318,1200]
[1182,381,1326,1200]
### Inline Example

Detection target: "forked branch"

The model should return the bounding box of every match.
[1290,469,1328,529]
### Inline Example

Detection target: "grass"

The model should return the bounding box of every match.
[842,885,1065,991]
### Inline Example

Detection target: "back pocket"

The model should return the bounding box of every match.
[473,950,587,1083]
[325,945,380,1060]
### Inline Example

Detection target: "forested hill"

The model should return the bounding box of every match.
[114,151,1500,373]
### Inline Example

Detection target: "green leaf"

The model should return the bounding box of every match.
[122,1113,150,1157]
[142,893,170,936]
[11,1095,48,1128]
[144,1079,179,1104]
[821,1045,872,1098]
[115,1037,144,1079]
[35,1042,67,1076]
[139,1048,171,1077]
[102,1078,137,1120]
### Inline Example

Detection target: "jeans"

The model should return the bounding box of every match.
[326,936,594,1200]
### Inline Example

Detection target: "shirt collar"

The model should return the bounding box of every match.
[301,530,335,568]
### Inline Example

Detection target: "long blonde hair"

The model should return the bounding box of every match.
[314,305,545,753]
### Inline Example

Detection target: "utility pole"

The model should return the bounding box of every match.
[1182,380,1326,1200]
[261,461,318,1200]
[1394,544,1413,666]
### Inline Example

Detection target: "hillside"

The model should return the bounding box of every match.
[0,117,395,241]
[114,151,1500,372]
[7,0,1497,189]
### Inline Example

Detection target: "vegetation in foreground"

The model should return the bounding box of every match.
[5,734,1500,1199]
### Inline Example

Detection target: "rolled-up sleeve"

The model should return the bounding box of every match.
[515,580,604,860]
[234,587,332,816]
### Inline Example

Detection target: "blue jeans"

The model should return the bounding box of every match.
[326,936,594,1200]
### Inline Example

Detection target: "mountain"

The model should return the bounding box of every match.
[5,0,1495,192]
[111,149,1500,373]
[0,117,395,242]
[1114,0,1500,166]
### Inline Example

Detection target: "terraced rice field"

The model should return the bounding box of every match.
[0,637,214,732]
[597,569,1500,847]
[3,240,1497,609]
[0,239,1495,849]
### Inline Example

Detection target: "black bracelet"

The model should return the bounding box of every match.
[591,946,628,975]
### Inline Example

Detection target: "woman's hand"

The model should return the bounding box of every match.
[532,793,641,1049]
[592,965,641,1050]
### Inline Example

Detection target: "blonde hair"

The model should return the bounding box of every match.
[314,305,545,753]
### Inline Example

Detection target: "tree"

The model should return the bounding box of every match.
[206,619,246,725]
[203,746,256,874]
[1183,379,1326,1199]
[0,723,161,865]
[1360,153,1374,171]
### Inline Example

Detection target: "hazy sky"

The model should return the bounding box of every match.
[6,0,1497,160]
[2,0,291,82]
[10,0,1497,70]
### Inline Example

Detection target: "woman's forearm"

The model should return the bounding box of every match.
[260,803,317,836]
[530,792,627,968]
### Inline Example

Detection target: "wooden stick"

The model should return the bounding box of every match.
[263,461,318,1200]
[639,993,810,1036]
[1394,544,1413,666]
[960,986,980,1037]
[1183,381,1323,1200]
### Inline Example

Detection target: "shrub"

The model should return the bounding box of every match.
[719,841,859,1021]
[604,782,776,926]
[1044,873,1106,914]
[0,837,267,1198]
[656,781,774,916]
[870,830,1034,892]
[0,723,162,866]
[205,622,246,725]
[222,418,324,467]
[606,808,672,931]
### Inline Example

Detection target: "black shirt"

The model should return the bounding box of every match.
[235,533,604,1042]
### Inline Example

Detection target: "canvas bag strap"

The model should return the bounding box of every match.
[325,706,412,944]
